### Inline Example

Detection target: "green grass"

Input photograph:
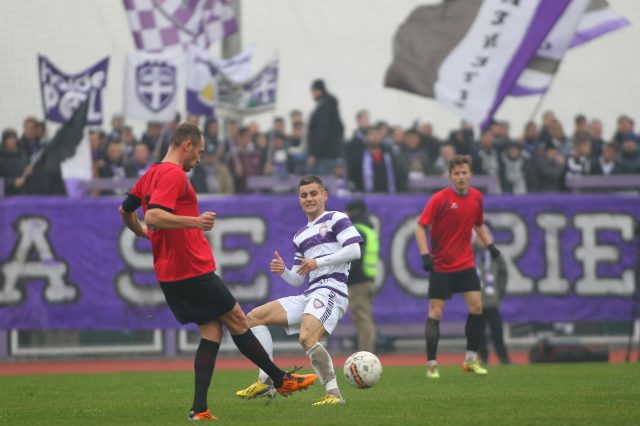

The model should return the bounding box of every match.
[0,363,638,425]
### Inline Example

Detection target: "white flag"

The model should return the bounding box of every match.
[216,44,255,83]
[124,51,184,122]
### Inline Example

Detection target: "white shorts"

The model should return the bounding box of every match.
[277,286,348,336]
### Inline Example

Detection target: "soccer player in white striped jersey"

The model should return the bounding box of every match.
[235,176,363,405]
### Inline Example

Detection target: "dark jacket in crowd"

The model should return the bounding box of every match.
[308,92,344,160]
[0,149,30,195]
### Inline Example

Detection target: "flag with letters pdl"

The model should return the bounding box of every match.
[124,51,184,122]
[122,0,237,52]
[186,45,218,116]
[38,55,108,125]
[512,0,629,96]
[218,58,278,115]
[385,0,573,127]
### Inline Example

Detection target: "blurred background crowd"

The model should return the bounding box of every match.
[2,81,639,197]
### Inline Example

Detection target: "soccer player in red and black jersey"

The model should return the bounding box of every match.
[119,123,316,421]
[415,155,501,379]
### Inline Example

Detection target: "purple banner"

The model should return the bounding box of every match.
[0,195,638,330]
[39,55,109,125]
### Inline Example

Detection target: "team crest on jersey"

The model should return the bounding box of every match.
[318,222,328,237]
[313,298,325,309]
[451,202,459,209]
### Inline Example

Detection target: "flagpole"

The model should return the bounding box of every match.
[527,90,551,126]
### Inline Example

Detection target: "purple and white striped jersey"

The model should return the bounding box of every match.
[292,211,363,296]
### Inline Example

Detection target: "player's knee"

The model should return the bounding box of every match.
[468,301,483,315]
[429,307,443,320]
[224,305,250,333]
[298,334,317,351]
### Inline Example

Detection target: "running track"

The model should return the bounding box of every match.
[0,350,636,376]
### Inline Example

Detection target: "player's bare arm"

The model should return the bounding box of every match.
[119,205,148,238]
[415,223,430,255]
[145,209,216,231]
[473,223,500,258]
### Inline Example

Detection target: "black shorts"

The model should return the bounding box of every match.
[159,272,237,325]
[428,267,481,300]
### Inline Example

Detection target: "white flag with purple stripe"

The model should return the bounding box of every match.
[123,0,237,52]
[386,0,573,127]
[512,0,629,96]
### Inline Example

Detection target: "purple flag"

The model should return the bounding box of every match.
[122,0,238,52]
[38,55,109,125]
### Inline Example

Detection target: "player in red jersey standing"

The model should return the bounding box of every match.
[415,155,501,379]
[118,123,316,421]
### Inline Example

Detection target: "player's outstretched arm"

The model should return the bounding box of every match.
[145,209,216,231]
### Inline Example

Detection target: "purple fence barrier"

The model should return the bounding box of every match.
[0,194,638,329]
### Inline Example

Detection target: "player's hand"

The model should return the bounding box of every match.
[421,253,434,272]
[271,250,285,275]
[136,225,149,239]
[487,243,501,259]
[297,258,318,276]
[197,212,216,231]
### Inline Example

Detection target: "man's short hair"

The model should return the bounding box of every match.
[448,154,472,173]
[2,129,18,144]
[298,175,325,191]
[170,123,202,148]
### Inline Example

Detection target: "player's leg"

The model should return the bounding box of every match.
[426,298,445,378]
[231,295,317,398]
[425,270,451,378]
[159,278,221,420]
[300,314,344,404]
[461,289,487,375]
[219,303,292,388]
[299,288,348,405]
[190,321,223,417]
[240,301,289,394]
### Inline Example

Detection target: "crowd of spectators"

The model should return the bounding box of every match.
[2,80,640,197]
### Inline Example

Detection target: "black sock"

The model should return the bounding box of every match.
[192,338,220,413]
[425,318,440,361]
[231,330,285,388]
[466,313,483,352]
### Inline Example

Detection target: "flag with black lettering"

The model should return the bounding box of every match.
[385,0,573,127]
[38,55,108,125]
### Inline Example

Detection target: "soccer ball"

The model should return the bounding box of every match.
[343,351,382,388]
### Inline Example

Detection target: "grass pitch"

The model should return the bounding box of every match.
[0,363,638,425]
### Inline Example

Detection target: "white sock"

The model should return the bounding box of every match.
[427,360,438,367]
[306,342,340,397]
[465,350,477,361]
[251,325,274,385]
[325,378,339,395]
